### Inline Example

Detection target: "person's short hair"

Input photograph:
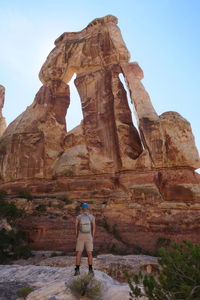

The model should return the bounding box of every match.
[82,203,89,209]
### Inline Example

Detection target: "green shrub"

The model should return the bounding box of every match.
[50,251,59,257]
[112,224,121,241]
[128,240,200,300]
[70,273,102,299]
[0,229,32,264]
[35,204,46,212]
[62,198,73,205]
[17,286,34,298]
[13,244,32,259]
[156,237,171,248]
[0,200,24,221]
[110,243,121,254]
[19,189,33,200]
[75,204,81,213]
[0,190,7,200]
[102,218,110,232]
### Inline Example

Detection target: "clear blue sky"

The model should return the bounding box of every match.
[0,0,199,166]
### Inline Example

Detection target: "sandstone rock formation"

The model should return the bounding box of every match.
[14,254,158,282]
[0,85,6,136]
[0,15,199,253]
[0,82,69,181]
[39,14,143,174]
[0,264,147,300]
[121,62,200,168]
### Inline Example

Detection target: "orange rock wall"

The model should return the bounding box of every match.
[0,15,199,253]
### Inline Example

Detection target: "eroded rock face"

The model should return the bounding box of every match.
[74,66,143,173]
[0,265,146,300]
[0,15,199,253]
[0,82,69,181]
[39,15,130,84]
[121,62,200,169]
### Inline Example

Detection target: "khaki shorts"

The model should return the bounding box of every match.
[76,233,93,252]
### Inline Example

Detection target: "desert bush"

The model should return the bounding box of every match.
[19,189,33,200]
[50,251,59,257]
[35,204,46,212]
[112,224,121,241]
[62,197,73,205]
[17,286,34,298]
[75,204,81,213]
[156,237,171,248]
[70,273,102,299]
[110,243,123,255]
[102,218,110,232]
[128,240,200,300]
[0,199,24,222]
[13,244,32,259]
[0,229,32,263]
[0,190,7,200]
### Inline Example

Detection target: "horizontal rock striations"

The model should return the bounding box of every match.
[0,15,199,252]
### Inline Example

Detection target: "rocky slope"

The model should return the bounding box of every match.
[0,263,147,300]
[0,15,199,253]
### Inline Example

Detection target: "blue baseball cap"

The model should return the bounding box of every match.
[82,203,89,209]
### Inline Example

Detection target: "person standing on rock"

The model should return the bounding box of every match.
[74,203,96,276]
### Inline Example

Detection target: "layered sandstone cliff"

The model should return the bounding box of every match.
[0,15,200,252]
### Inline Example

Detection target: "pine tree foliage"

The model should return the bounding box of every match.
[128,241,200,300]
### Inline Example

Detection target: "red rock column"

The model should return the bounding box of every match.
[121,62,166,167]
[75,67,143,172]
[121,62,200,169]
[111,67,143,169]
[75,69,121,172]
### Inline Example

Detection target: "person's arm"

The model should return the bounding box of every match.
[75,218,79,238]
[92,218,96,238]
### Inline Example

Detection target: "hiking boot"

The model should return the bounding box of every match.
[74,268,80,276]
[88,268,94,276]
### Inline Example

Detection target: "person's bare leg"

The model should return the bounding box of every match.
[86,251,93,265]
[87,251,94,275]
[74,251,82,276]
[76,251,82,265]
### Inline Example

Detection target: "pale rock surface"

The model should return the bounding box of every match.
[14,254,159,282]
[0,265,147,300]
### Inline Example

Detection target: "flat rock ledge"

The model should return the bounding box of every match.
[0,264,147,300]
[14,254,159,282]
